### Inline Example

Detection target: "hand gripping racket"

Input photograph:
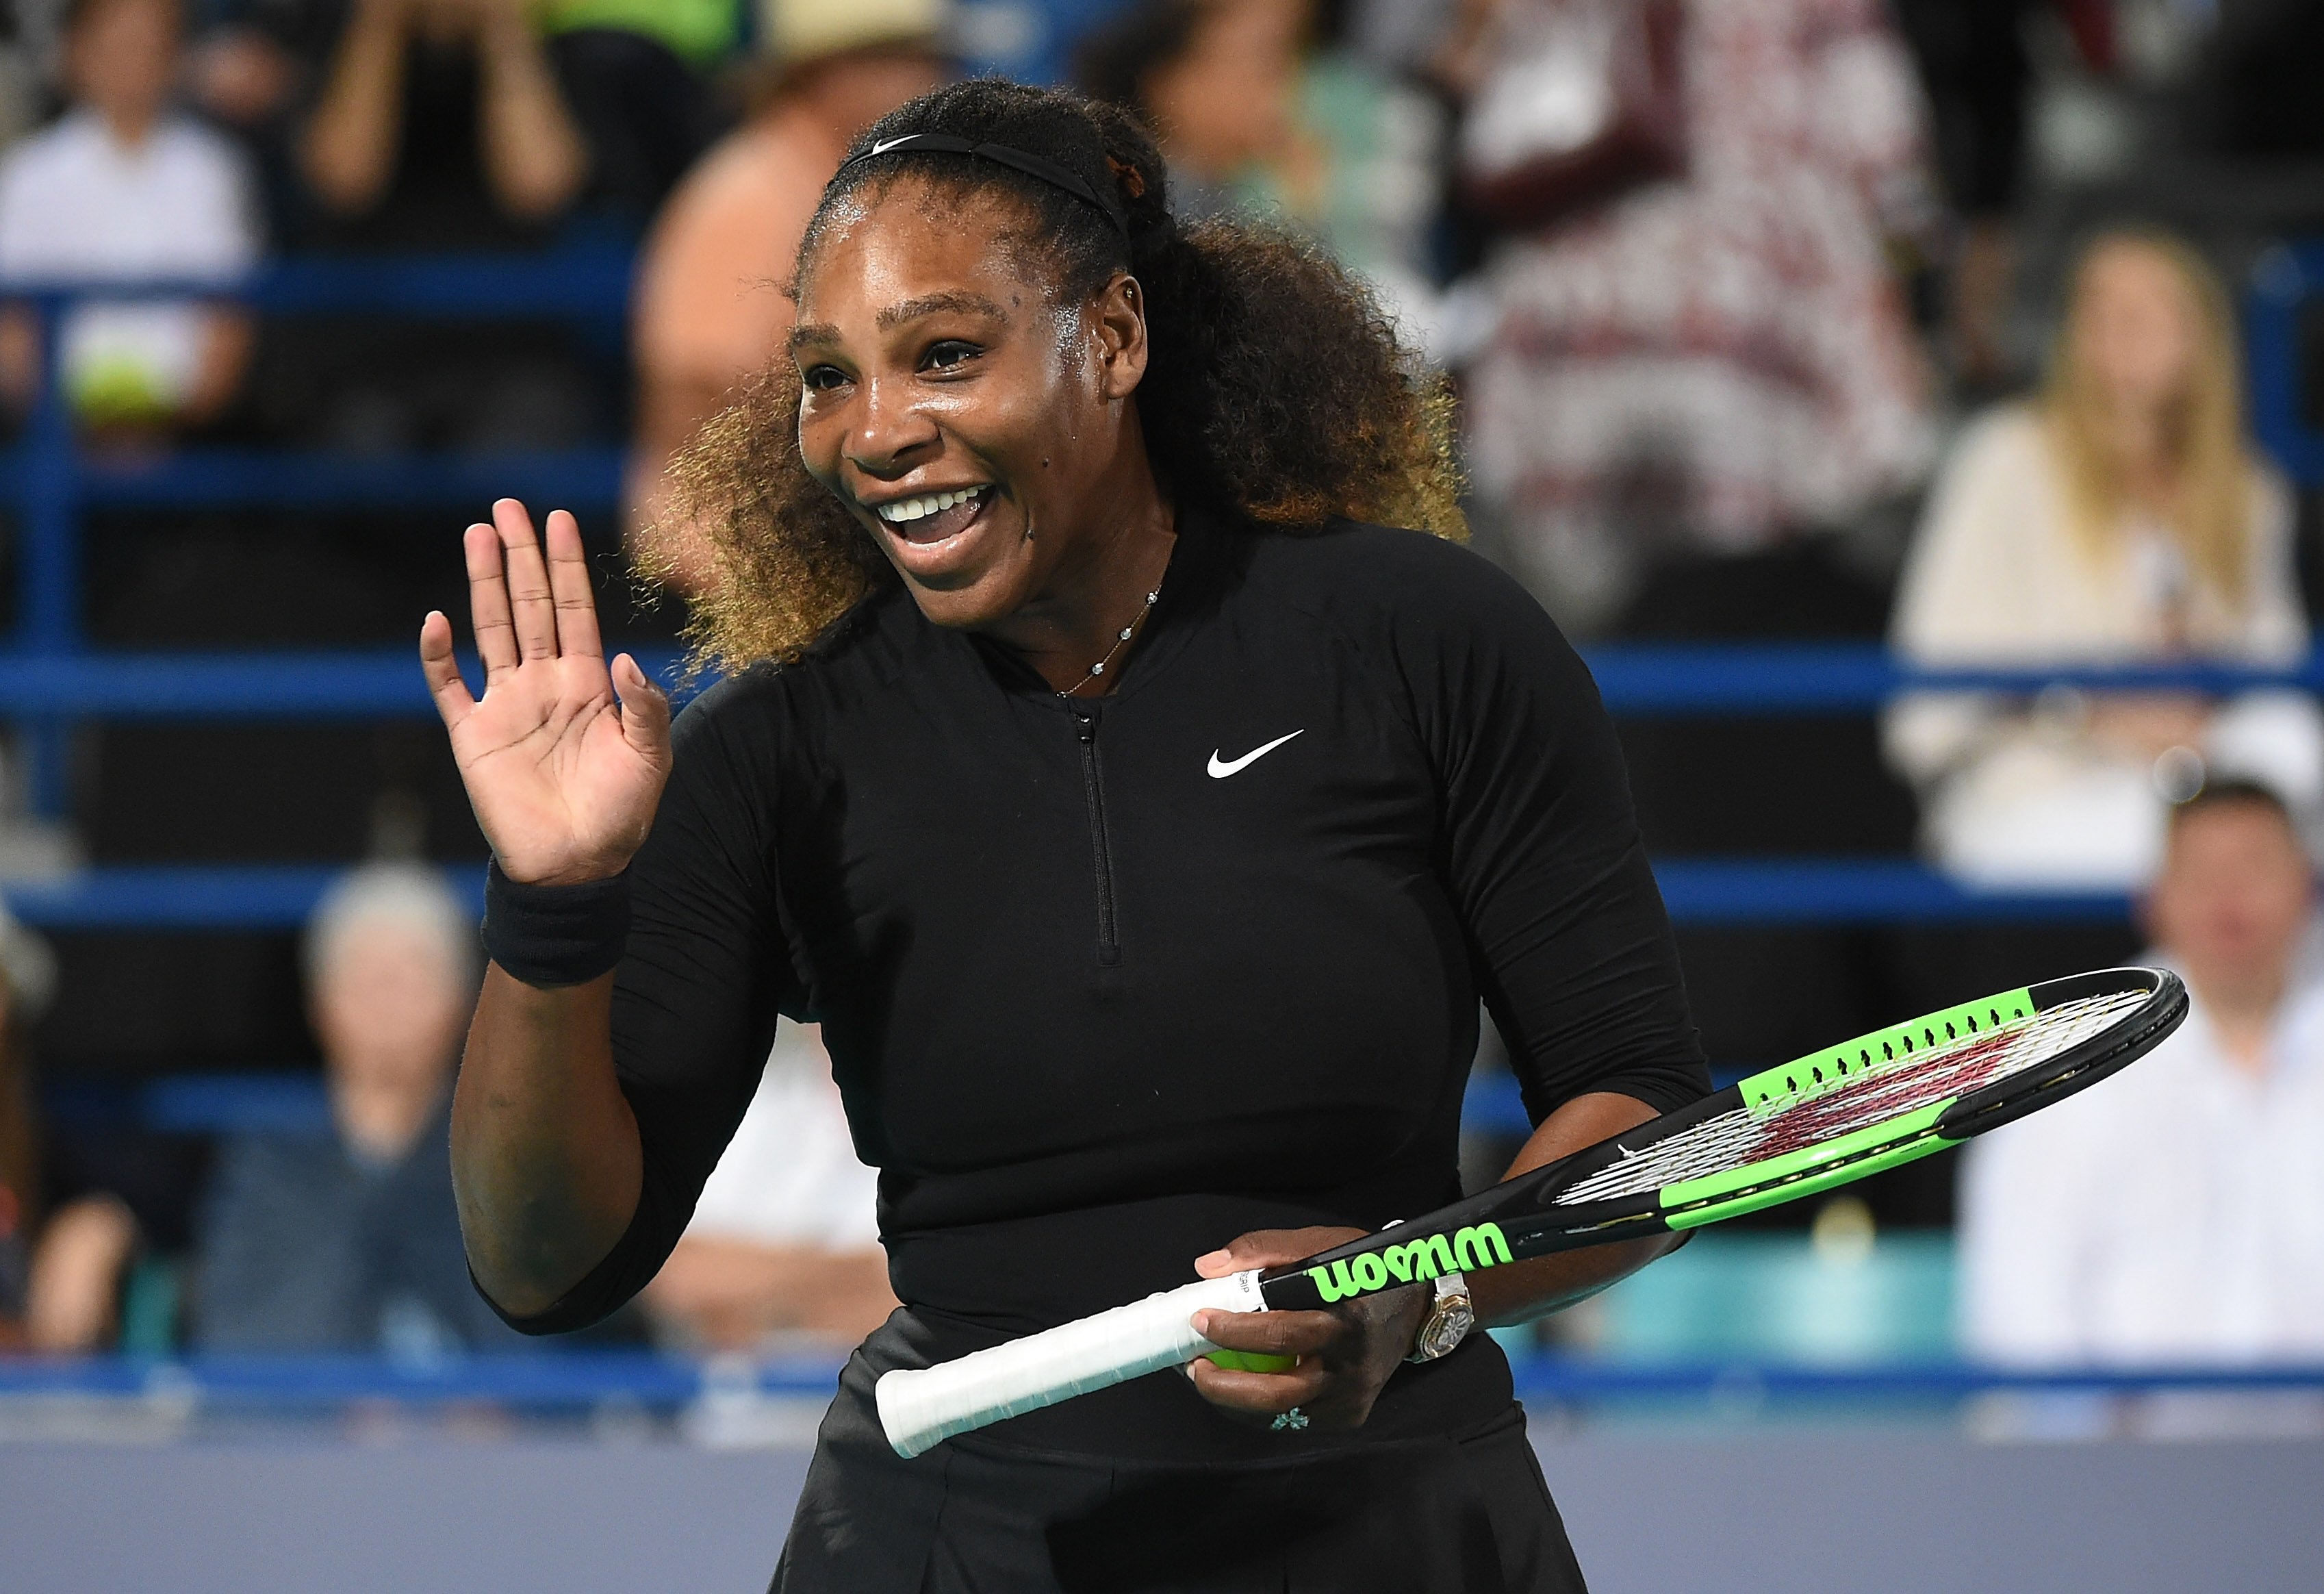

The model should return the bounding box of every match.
[876,966,2186,1457]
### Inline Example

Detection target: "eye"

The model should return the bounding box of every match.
[801,364,850,393]
[921,340,983,374]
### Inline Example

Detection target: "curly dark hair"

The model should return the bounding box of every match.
[658,79,1466,672]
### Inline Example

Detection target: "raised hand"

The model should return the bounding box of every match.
[420,499,672,885]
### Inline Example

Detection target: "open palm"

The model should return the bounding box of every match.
[420,499,671,885]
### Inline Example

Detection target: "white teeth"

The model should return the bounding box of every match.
[876,485,987,523]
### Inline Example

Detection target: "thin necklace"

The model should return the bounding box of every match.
[1058,586,1160,698]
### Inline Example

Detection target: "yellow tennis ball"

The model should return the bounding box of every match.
[1202,1349,1297,1374]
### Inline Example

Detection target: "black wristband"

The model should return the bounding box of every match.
[481,859,632,988]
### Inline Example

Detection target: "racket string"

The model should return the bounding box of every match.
[1553,989,2149,1205]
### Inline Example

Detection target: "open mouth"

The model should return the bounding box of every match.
[872,484,994,545]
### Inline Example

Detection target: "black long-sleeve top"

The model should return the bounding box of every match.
[500,513,1707,1459]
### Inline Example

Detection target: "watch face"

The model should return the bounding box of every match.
[1418,1299,1475,1360]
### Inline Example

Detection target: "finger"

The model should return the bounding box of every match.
[1196,1226,1364,1277]
[1193,1308,1344,1358]
[1184,1356,1332,1415]
[492,498,560,663]
[464,521,520,679]
[419,610,474,731]
[611,654,672,766]
[542,508,603,659]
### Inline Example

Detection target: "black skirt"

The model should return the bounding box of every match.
[771,1315,1588,1594]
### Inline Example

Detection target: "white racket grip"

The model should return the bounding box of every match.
[875,1269,1267,1458]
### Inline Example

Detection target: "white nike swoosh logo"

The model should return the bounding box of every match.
[869,136,911,155]
[1208,729,1305,779]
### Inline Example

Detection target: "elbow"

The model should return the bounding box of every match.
[299,141,387,216]
[455,1191,627,1327]
[495,155,587,224]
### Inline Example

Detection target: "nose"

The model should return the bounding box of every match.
[843,374,942,481]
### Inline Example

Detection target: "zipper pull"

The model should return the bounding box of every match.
[1072,705,1099,744]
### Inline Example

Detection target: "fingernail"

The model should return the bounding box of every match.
[1192,1311,1212,1335]
[1196,1249,1230,1268]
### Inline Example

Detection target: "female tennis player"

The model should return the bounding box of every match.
[421,81,1709,1592]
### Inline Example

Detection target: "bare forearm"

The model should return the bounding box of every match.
[27,1195,139,1352]
[451,967,643,1316]
[186,311,254,423]
[1469,1089,1683,1328]
[646,1237,896,1346]
[301,0,408,213]
[0,307,37,412]
[477,12,587,220]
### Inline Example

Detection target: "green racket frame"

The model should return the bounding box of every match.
[1255,967,2187,1313]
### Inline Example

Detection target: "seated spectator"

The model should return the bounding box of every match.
[1887,229,2318,888]
[641,1023,893,1351]
[1959,781,2324,1367]
[1076,0,1309,227]
[1461,0,1937,633]
[0,0,260,436]
[270,0,611,451]
[299,0,588,248]
[626,0,948,590]
[192,863,524,1355]
[1076,0,1451,350]
[0,899,151,1355]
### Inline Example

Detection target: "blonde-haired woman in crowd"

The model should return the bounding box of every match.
[1887,228,2319,887]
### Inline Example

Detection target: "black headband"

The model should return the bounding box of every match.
[833,132,1132,239]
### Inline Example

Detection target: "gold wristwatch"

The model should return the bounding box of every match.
[1405,1269,1474,1363]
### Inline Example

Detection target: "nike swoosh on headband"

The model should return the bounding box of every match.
[1208,730,1305,779]
[834,133,1132,238]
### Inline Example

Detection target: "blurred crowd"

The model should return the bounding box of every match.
[3,0,2324,1377]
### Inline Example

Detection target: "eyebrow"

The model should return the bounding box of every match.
[786,291,1012,354]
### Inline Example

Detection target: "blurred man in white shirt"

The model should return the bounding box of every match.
[1959,780,2324,1367]
[0,0,259,431]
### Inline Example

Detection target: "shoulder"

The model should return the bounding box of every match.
[665,591,906,759]
[667,660,796,765]
[1242,519,1547,635]
[2245,451,2296,537]
[1944,403,2053,485]
[1908,405,2058,585]
[1239,520,1596,731]
[647,120,824,264]
[153,115,250,176]
[0,114,95,195]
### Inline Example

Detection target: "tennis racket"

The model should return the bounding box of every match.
[876,965,2186,1457]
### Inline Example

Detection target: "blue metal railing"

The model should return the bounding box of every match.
[54,1065,1592,1141]
[2,251,634,816]
[2,1350,2319,1410]
[0,855,2132,932]
[9,644,2323,719]
[2247,239,2324,488]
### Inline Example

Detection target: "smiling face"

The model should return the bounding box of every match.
[2069,240,2201,419]
[789,178,1153,634]
[69,0,181,138]
[2147,798,2314,1013]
